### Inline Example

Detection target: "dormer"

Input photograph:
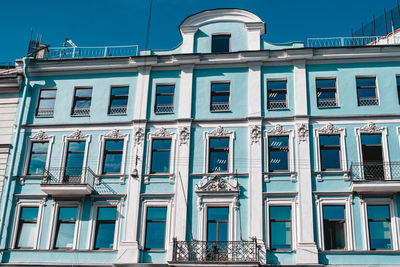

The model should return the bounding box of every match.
[179,9,265,54]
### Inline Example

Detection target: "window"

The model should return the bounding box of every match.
[367,205,391,250]
[396,76,400,104]
[102,140,123,174]
[64,141,86,181]
[54,207,78,249]
[361,134,383,180]
[267,80,287,110]
[36,89,56,117]
[268,136,289,172]
[15,207,39,249]
[356,77,378,106]
[316,78,337,108]
[71,87,92,116]
[323,205,345,250]
[27,142,49,175]
[155,84,174,114]
[209,137,229,173]
[212,34,230,53]
[207,207,229,242]
[94,207,117,250]
[145,207,167,250]
[269,206,291,249]
[210,82,230,112]
[150,139,172,173]
[319,135,341,170]
[108,86,128,115]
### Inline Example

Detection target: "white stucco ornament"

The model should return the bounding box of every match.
[196,175,239,192]
[179,127,190,145]
[30,130,51,141]
[319,123,341,134]
[210,126,230,136]
[250,125,261,144]
[360,122,384,133]
[153,127,173,138]
[134,128,144,145]
[68,129,88,140]
[105,129,126,139]
[297,123,309,143]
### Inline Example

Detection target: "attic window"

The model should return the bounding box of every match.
[212,34,230,53]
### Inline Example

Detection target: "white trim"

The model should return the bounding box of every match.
[359,196,399,251]
[264,198,297,250]
[203,126,235,174]
[314,123,348,180]
[48,200,83,250]
[60,130,91,181]
[197,195,238,242]
[88,199,122,250]
[315,196,354,251]
[23,131,55,176]
[10,199,45,249]
[96,129,129,183]
[139,199,173,250]
[355,122,390,180]
[264,124,295,182]
[145,128,177,184]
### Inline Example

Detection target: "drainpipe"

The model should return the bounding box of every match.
[0,57,31,249]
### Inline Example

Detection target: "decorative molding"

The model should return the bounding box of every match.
[134,128,145,145]
[360,122,385,133]
[318,123,341,134]
[153,127,174,138]
[297,123,309,143]
[250,125,261,144]
[267,124,291,135]
[179,127,190,145]
[209,125,233,137]
[29,130,51,141]
[195,175,239,192]
[104,129,128,139]
[67,129,89,140]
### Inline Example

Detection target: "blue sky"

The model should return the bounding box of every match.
[0,0,397,63]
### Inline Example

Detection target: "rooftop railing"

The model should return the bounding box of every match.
[43,45,139,59]
[350,162,400,181]
[306,36,400,47]
[172,238,258,263]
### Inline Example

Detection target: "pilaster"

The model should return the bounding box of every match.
[180,26,198,54]
[245,22,264,51]
[178,64,194,119]
[133,66,151,121]
[247,62,262,118]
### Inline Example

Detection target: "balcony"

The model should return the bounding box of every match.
[154,104,174,114]
[210,102,230,112]
[170,239,259,266]
[40,167,95,196]
[350,162,400,193]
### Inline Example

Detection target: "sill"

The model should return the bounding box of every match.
[357,104,379,107]
[35,115,54,118]
[145,173,174,177]
[269,249,293,252]
[143,249,166,252]
[317,106,340,109]
[313,170,348,174]
[210,110,231,113]
[263,171,295,176]
[108,113,127,116]
[267,108,289,111]
[71,114,90,117]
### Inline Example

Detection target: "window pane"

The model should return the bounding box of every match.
[145,221,166,249]
[320,135,340,146]
[321,149,341,170]
[59,207,77,220]
[209,151,228,172]
[210,138,229,148]
[212,35,230,53]
[66,153,84,169]
[55,223,75,248]
[110,98,128,107]
[361,134,381,145]
[103,154,123,173]
[17,222,37,248]
[268,136,288,148]
[318,91,336,100]
[316,79,336,88]
[75,100,91,108]
[369,221,391,249]
[111,87,129,96]
[28,154,47,174]
[367,205,390,220]
[270,221,291,249]
[218,222,228,242]
[323,206,345,220]
[156,85,174,94]
[156,95,174,105]
[38,99,55,109]
[151,139,171,173]
[358,88,377,98]
[20,207,38,220]
[208,207,229,221]
[95,223,115,249]
[98,207,117,220]
[147,207,167,220]
[207,222,217,242]
[152,139,171,149]
[270,206,291,220]
[105,140,124,150]
[68,141,85,151]
[211,83,230,92]
[40,89,57,98]
[356,77,376,87]
[75,88,92,97]
[324,220,345,250]
[267,81,287,90]
[269,150,288,171]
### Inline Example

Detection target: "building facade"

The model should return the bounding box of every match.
[1,9,400,266]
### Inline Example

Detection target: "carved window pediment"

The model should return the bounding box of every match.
[195,175,239,193]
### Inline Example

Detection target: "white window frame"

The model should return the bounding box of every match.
[23,131,55,176]
[203,126,235,174]
[359,197,399,251]
[139,199,173,251]
[96,129,129,180]
[88,199,122,250]
[315,196,354,251]
[10,199,45,249]
[60,130,91,180]
[266,78,288,110]
[355,122,390,179]
[264,124,295,182]
[197,195,238,242]
[145,127,177,184]
[47,200,83,250]
[355,76,380,106]
[315,77,339,108]
[314,123,348,180]
[265,198,296,250]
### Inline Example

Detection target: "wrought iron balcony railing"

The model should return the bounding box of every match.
[358,97,379,106]
[317,98,337,108]
[172,238,258,263]
[154,104,174,114]
[109,105,127,115]
[350,162,400,181]
[36,108,54,117]
[267,100,288,110]
[71,107,91,116]
[41,167,96,187]
[210,102,230,112]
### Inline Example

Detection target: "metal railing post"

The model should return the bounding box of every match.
[104,47,108,57]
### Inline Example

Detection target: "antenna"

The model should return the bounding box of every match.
[145,0,153,50]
